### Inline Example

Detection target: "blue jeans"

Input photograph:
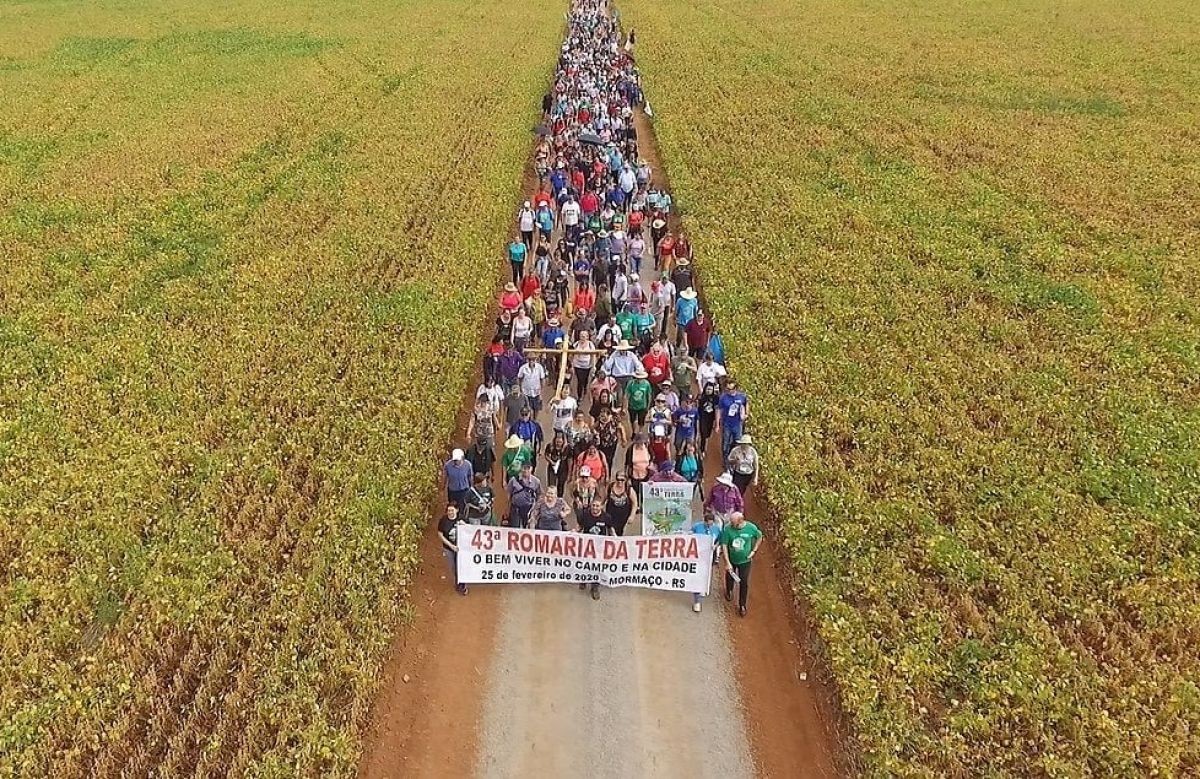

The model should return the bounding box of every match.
[721,426,740,462]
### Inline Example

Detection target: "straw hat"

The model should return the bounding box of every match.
[504,282,518,292]
[634,368,648,378]
[716,472,734,487]
[614,339,634,351]
[651,218,666,230]
[737,434,753,445]
[676,257,691,266]
[504,434,524,449]
[679,288,697,300]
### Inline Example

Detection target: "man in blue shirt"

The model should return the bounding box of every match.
[690,512,721,612]
[444,449,474,513]
[672,393,699,452]
[549,166,567,195]
[718,379,749,462]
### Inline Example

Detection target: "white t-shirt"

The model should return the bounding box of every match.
[561,201,581,226]
[696,361,727,389]
[476,384,504,416]
[518,362,547,397]
[519,209,535,232]
[552,396,578,431]
[571,341,596,369]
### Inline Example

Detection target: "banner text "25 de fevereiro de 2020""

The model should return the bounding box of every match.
[456,526,714,594]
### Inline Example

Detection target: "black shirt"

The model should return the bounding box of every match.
[438,516,460,551]
[580,511,612,536]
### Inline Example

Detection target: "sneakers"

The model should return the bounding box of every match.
[692,602,701,613]
[723,589,732,602]
[738,605,747,617]
[457,584,469,596]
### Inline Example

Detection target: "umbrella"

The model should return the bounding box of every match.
[578,131,605,146]
[533,124,550,136]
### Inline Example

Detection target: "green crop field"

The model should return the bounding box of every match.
[624,0,1199,774]
[0,0,559,774]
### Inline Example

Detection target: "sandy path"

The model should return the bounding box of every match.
[475,477,752,779]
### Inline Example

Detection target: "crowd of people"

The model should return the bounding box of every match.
[439,0,764,615]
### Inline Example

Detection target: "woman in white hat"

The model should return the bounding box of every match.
[727,434,760,496]
[705,471,744,529]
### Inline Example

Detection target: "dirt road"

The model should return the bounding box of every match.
[358,11,846,777]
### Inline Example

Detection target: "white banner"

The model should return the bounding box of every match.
[456,525,713,594]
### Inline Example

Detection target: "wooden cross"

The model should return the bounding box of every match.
[525,339,609,395]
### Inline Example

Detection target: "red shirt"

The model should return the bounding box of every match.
[533,191,553,210]
[685,317,710,349]
[573,287,596,312]
[628,211,644,230]
[500,291,522,311]
[642,352,670,385]
[521,275,542,300]
[581,191,599,215]
[571,170,586,192]
[675,236,691,259]
[658,236,676,259]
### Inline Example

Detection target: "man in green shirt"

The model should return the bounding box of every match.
[625,368,653,430]
[616,307,638,342]
[502,434,533,480]
[720,511,763,616]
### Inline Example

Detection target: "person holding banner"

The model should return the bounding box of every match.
[691,512,722,612]
[578,499,616,600]
[532,486,571,531]
[438,503,468,596]
[721,511,763,617]
[604,473,639,536]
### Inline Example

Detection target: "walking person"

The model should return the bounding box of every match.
[438,503,468,596]
[726,433,760,495]
[518,354,549,413]
[465,472,496,526]
[578,499,615,600]
[532,486,571,531]
[721,511,763,617]
[444,449,473,513]
[691,511,722,612]
[705,471,744,528]
[625,367,653,431]
[518,201,536,250]
[505,460,541,529]
[508,236,528,285]
[717,378,750,463]
[604,473,638,536]
[543,429,572,496]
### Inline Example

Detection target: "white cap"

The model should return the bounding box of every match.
[580,466,592,477]
[451,448,464,461]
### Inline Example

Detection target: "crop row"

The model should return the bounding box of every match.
[622,0,1200,774]
[0,0,562,775]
